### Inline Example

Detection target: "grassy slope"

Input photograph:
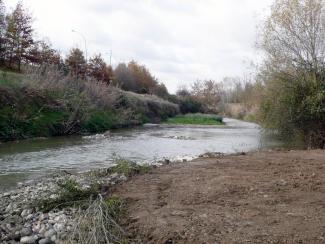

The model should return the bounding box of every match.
[0,70,179,142]
[166,113,224,125]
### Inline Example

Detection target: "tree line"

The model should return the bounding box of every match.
[0,0,168,98]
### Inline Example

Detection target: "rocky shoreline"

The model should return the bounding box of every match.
[0,155,198,244]
[0,169,129,244]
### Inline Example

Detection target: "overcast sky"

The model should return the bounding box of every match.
[5,0,273,93]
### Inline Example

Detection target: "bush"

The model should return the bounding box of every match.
[260,71,325,148]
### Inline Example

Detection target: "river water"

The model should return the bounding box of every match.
[0,118,284,191]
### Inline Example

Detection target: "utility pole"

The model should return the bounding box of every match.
[72,29,88,62]
[106,50,112,66]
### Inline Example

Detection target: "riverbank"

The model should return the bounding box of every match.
[1,150,324,243]
[113,149,325,243]
[0,69,179,142]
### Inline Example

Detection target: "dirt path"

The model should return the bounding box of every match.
[114,150,325,244]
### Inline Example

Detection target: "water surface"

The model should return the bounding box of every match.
[0,118,283,191]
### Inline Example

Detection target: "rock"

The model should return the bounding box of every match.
[50,235,56,242]
[120,175,127,181]
[39,213,48,221]
[7,232,21,241]
[21,209,29,218]
[53,223,64,232]
[25,214,34,221]
[111,173,119,178]
[44,229,56,238]
[39,238,53,244]
[20,227,32,237]
[6,203,13,212]
[20,235,37,243]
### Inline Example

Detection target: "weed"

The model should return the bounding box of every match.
[108,160,151,177]
[36,178,101,212]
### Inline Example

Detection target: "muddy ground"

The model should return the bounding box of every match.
[114,150,325,244]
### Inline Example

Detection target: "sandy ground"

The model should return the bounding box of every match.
[113,150,325,244]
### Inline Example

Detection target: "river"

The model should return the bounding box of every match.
[0,118,284,191]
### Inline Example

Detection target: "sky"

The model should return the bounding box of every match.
[4,0,273,93]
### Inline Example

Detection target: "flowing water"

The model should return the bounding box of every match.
[0,118,285,191]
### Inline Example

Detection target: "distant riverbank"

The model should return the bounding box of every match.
[0,70,179,142]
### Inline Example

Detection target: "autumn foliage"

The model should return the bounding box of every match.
[0,0,169,98]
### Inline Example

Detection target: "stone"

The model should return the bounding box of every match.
[20,227,32,237]
[44,229,56,238]
[53,223,64,232]
[20,235,37,243]
[39,238,53,244]
[25,214,34,221]
[5,203,13,212]
[50,235,56,242]
[21,209,29,218]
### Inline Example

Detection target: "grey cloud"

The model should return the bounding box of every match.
[5,0,273,93]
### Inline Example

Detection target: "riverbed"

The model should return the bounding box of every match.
[0,118,283,191]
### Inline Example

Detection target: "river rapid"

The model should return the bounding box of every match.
[0,118,283,191]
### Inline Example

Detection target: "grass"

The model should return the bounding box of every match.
[165,113,224,125]
[108,159,151,177]
[36,160,151,213]
[33,159,152,243]
[36,178,101,212]
[0,70,23,86]
[0,67,179,142]
[68,196,126,244]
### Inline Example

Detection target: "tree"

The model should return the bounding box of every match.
[151,82,168,98]
[87,54,113,83]
[261,0,325,74]
[127,60,158,94]
[259,0,325,148]
[5,1,34,71]
[191,80,222,113]
[176,85,191,97]
[114,63,136,90]
[27,40,61,66]
[65,48,86,78]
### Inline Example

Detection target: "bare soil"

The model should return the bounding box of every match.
[114,150,325,244]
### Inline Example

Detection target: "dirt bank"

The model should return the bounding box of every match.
[114,150,325,243]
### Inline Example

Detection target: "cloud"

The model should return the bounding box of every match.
[4,0,273,93]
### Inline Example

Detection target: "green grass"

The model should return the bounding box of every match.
[35,178,101,212]
[108,159,151,177]
[0,70,23,86]
[165,113,224,125]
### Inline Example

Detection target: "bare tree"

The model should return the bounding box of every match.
[259,0,325,148]
[191,80,222,113]
[260,0,325,74]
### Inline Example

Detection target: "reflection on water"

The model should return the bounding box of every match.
[0,118,285,191]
